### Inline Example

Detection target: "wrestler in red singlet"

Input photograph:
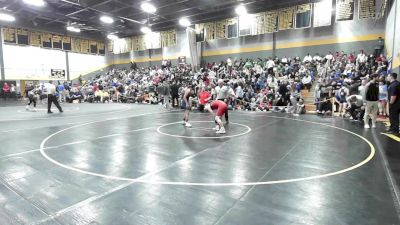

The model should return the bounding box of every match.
[206,100,227,134]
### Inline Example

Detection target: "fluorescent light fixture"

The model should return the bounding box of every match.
[23,0,45,7]
[140,26,152,34]
[0,13,15,22]
[235,4,247,16]
[107,34,118,40]
[141,2,156,13]
[66,26,81,32]
[100,15,114,24]
[179,17,191,27]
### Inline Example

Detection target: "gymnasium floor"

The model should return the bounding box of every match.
[1,103,400,225]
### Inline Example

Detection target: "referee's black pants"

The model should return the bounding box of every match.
[389,104,400,133]
[48,94,63,113]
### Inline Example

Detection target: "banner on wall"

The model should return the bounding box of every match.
[313,0,332,27]
[90,40,98,54]
[336,0,355,21]
[264,11,278,33]
[52,35,62,49]
[226,17,238,38]
[50,69,66,79]
[239,14,256,36]
[62,36,72,51]
[3,27,16,44]
[359,0,376,19]
[215,19,227,39]
[41,33,52,48]
[16,29,29,45]
[295,4,311,29]
[29,31,41,47]
[279,7,294,30]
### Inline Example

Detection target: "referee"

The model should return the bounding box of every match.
[44,80,63,114]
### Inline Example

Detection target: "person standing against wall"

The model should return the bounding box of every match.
[2,82,10,101]
[44,80,63,114]
[387,73,400,136]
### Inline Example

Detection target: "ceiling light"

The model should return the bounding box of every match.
[66,26,80,32]
[140,26,152,34]
[107,34,118,40]
[141,2,156,13]
[179,17,191,27]
[100,15,114,24]
[235,4,247,16]
[23,0,45,7]
[0,13,15,22]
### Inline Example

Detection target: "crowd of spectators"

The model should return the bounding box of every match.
[4,49,400,135]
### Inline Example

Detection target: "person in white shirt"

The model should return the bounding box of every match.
[44,80,63,114]
[303,53,312,63]
[281,56,288,65]
[313,53,322,62]
[215,79,236,123]
[356,50,367,70]
[266,58,275,75]
[325,52,333,64]
[302,74,312,90]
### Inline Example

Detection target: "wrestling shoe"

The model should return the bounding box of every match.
[185,122,192,127]
[216,127,226,134]
[26,105,29,111]
[364,124,370,129]
[212,126,220,131]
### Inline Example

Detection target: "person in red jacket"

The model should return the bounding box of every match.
[205,100,228,134]
[198,86,211,112]
[2,82,10,101]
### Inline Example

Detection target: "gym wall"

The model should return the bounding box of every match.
[386,0,400,74]
[107,29,192,70]
[203,17,385,64]
[1,38,107,81]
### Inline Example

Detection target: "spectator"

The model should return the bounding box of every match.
[378,78,388,117]
[2,82,10,100]
[364,74,379,128]
[387,73,400,135]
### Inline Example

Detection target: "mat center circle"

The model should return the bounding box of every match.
[156,121,252,139]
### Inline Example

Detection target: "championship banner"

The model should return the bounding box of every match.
[314,0,332,27]
[359,0,376,19]
[41,33,52,48]
[29,31,41,47]
[3,27,16,44]
[264,11,278,33]
[98,42,105,55]
[295,4,311,29]
[52,34,62,49]
[279,7,294,30]
[72,38,82,53]
[81,39,90,54]
[336,0,355,21]
[17,29,29,45]
[90,40,98,54]
[62,36,72,51]
[215,19,227,39]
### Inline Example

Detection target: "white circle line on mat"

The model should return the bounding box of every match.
[39,113,375,186]
[1,104,130,121]
[156,121,252,139]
